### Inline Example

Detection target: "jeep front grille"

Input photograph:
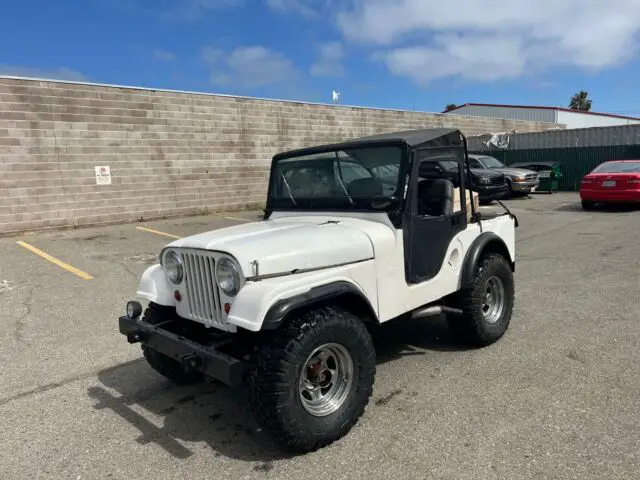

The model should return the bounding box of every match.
[491,176,505,185]
[180,250,225,327]
[524,173,538,181]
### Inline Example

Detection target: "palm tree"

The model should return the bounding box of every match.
[569,91,592,111]
[444,104,458,112]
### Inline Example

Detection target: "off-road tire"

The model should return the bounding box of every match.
[141,303,204,385]
[448,253,514,347]
[581,200,595,210]
[248,306,376,453]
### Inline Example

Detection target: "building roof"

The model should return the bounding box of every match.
[444,103,640,121]
[273,128,462,160]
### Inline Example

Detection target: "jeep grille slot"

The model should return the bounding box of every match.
[181,251,224,327]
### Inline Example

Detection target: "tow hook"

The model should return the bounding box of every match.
[126,330,143,344]
[182,353,202,372]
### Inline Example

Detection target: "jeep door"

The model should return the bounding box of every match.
[403,148,468,284]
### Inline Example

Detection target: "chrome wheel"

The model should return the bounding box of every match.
[299,343,354,417]
[482,275,505,324]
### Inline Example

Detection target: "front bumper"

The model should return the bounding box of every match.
[476,183,509,201]
[118,314,246,386]
[580,189,640,203]
[511,179,540,192]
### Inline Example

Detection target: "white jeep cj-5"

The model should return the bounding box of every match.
[119,128,518,453]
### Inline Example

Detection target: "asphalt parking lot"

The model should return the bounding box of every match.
[1,193,639,480]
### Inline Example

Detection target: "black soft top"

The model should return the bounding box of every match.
[273,128,464,160]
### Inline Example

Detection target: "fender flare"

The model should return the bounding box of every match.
[261,280,378,330]
[460,232,515,286]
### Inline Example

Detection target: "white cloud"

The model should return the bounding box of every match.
[153,49,177,61]
[266,0,317,18]
[335,0,640,84]
[161,0,245,21]
[0,65,87,81]
[202,45,301,89]
[310,41,346,77]
[201,46,224,64]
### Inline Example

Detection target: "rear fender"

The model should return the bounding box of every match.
[460,232,515,287]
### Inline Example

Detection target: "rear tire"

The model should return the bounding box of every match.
[448,253,514,346]
[581,200,595,210]
[248,306,376,453]
[141,303,204,385]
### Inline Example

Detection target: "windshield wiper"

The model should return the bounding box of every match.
[334,152,356,205]
[280,171,297,206]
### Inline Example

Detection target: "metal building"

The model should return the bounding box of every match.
[444,103,640,129]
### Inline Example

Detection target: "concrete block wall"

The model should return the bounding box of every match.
[0,76,560,235]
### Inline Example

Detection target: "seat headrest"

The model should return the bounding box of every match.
[425,178,454,196]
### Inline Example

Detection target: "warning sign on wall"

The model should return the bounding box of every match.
[95,166,112,185]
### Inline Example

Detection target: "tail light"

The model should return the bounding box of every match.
[581,177,593,184]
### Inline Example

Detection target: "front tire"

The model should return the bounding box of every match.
[248,306,376,453]
[448,253,514,346]
[506,180,514,198]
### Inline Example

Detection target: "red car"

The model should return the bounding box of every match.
[580,160,640,210]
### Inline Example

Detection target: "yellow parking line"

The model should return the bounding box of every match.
[136,226,182,239]
[223,216,254,222]
[16,241,93,280]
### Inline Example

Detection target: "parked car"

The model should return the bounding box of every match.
[467,154,540,196]
[419,157,508,204]
[579,159,640,209]
[509,160,562,193]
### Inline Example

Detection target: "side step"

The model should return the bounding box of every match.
[412,304,463,319]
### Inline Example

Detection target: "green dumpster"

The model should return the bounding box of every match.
[509,160,562,193]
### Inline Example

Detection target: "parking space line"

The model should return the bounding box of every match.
[16,241,93,280]
[222,216,254,222]
[136,226,182,239]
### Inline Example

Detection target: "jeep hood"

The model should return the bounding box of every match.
[166,218,376,279]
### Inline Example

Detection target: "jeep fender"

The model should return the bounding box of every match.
[226,273,378,332]
[136,264,176,307]
[460,232,515,287]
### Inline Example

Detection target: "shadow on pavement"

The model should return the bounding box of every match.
[555,202,640,213]
[373,314,471,365]
[87,315,469,463]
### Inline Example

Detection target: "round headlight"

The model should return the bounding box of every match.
[162,250,183,284]
[216,257,240,296]
[127,301,143,319]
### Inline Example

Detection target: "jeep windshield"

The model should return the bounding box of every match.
[268,145,404,210]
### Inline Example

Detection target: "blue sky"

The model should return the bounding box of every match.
[2,0,640,115]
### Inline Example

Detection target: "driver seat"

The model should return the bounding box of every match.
[417,179,454,216]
